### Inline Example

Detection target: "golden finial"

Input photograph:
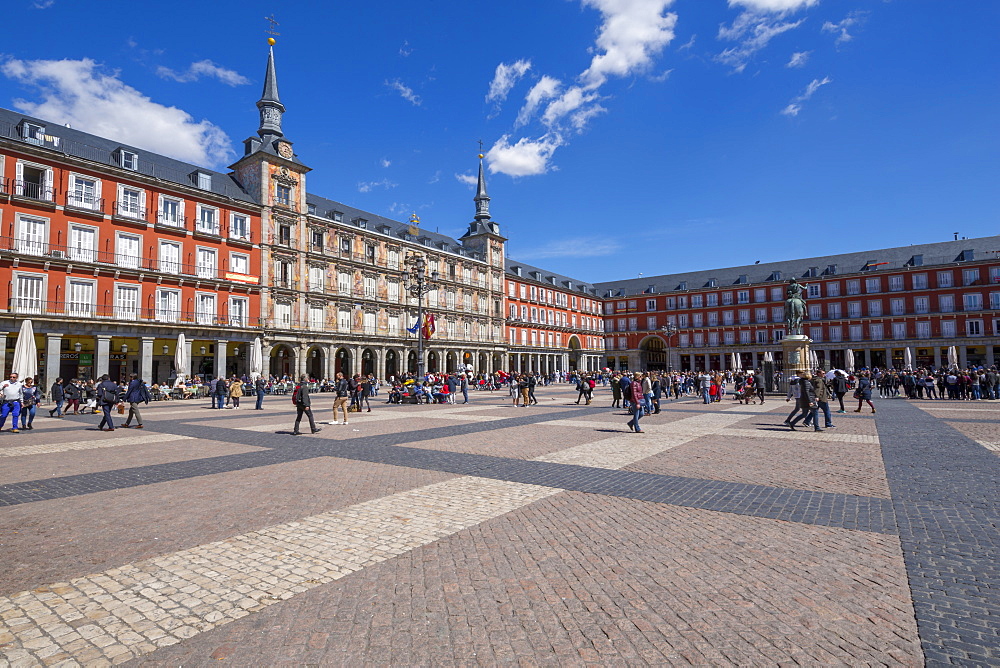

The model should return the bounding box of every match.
[477,139,485,159]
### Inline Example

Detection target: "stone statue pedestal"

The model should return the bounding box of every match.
[781,335,813,376]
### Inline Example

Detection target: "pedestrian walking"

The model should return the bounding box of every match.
[291,375,322,435]
[331,372,350,425]
[626,374,645,433]
[0,372,24,433]
[122,373,151,428]
[48,377,65,418]
[64,379,81,415]
[229,377,244,409]
[19,377,40,430]
[96,374,121,431]
[788,372,822,432]
[460,373,470,404]
[254,376,266,409]
[854,371,876,413]
[213,376,228,409]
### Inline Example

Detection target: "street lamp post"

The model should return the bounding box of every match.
[403,253,439,379]
[660,324,678,372]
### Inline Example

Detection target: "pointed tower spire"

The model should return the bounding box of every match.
[473,152,491,223]
[257,46,285,137]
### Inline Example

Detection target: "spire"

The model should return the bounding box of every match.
[257,46,285,137]
[473,153,491,222]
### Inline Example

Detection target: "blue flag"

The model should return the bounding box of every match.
[406,318,420,334]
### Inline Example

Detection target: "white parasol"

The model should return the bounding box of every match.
[904,347,913,370]
[763,351,773,363]
[11,320,37,380]
[810,350,820,369]
[174,332,189,386]
[947,345,958,369]
[845,348,855,374]
[249,336,263,381]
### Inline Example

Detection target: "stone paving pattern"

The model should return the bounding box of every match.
[0,385,996,665]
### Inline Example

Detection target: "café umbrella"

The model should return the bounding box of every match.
[174,333,189,386]
[11,319,38,381]
[947,346,959,369]
[904,347,913,370]
[845,349,855,373]
[249,336,264,381]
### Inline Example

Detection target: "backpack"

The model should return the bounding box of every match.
[292,385,301,405]
[100,386,117,404]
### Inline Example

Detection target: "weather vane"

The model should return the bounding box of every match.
[477,139,485,159]
[264,14,281,36]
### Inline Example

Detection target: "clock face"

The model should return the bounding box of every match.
[278,142,293,158]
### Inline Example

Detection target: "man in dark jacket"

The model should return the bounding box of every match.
[96,374,120,431]
[292,375,322,435]
[48,377,65,417]
[122,374,151,428]
[213,376,228,409]
[788,372,822,431]
[64,379,82,415]
[254,376,266,410]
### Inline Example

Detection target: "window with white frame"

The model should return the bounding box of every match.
[68,173,101,210]
[646,299,656,311]
[196,293,216,325]
[754,288,766,302]
[67,279,94,317]
[739,331,751,344]
[937,271,953,288]
[912,273,928,289]
[846,279,860,295]
[826,282,840,297]
[389,280,400,303]
[309,305,325,330]
[365,276,376,298]
[865,277,881,293]
[770,287,783,301]
[848,301,861,318]
[869,323,884,340]
[916,321,931,339]
[628,317,638,331]
[337,272,350,295]
[388,314,400,335]
[892,322,907,339]
[707,312,718,326]
[309,266,325,291]
[196,248,217,279]
[694,333,704,347]
[827,303,841,319]
[756,330,768,344]
[117,184,145,218]
[939,294,954,312]
[708,332,719,346]
[196,205,219,235]
[755,308,767,323]
[15,215,47,256]
[115,284,139,320]
[738,309,750,324]
[889,275,904,292]
[829,326,842,342]
[15,161,54,201]
[706,293,718,306]
[677,296,687,308]
[388,249,400,270]
[991,267,1000,285]
[275,184,292,207]
[692,313,703,327]
[118,150,138,170]
[962,269,979,286]
[116,233,141,269]
[807,284,821,298]
[941,320,956,338]
[771,306,783,322]
[963,293,982,310]
[890,298,905,315]
[810,327,823,342]
[156,288,180,323]
[723,311,734,325]
[724,331,735,345]
[230,252,250,275]
[159,196,183,226]
[691,295,703,308]
[990,292,1000,310]
[230,213,249,240]
[229,297,248,327]
[721,292,733,306]
[274,302,292,328]
[849,324,863,341]
[772,329,785,342]
[159,241,181,274]
[338,309,351,332]
[737,290,750,304]
[68,224,96,262]
[619,336,628,349]
[809,304,822,320]
[868,300,883,317]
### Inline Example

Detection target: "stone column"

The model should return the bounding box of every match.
[296,344,309,380]
[0,334,7,380]
[95,335,111,377]
[884,347,893,370]
[751,351,759,371]
[863,348,872,370]
[959,345,968,369]
[140,337,154,384]
[986,344,995,368]
[354,345,363,376]
[325,345,335,380]
[261,343,273,378]
[378,346,387,380]
[215,339,228,379]
[933,347,942,370]
[719,352,726,371]
[45,334,62,394]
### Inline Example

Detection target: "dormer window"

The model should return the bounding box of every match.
[353,217,368,229]
[677,281,687,291]
[307,203,317,215]
[191,170,211,190]
[19,121,45,145]
[119,150,138,171]
[331,211,344,222]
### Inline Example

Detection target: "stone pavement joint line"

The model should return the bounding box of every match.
[0,478,559,666]
[876,401,1000,665]
[0,433,191,458]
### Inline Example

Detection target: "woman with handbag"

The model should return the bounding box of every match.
[19,377,41,430]
[854,370,876,413]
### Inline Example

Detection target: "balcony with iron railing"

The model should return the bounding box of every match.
[4,298,263,328]
[0,236,260,284]
[194,219,222,238]
[156,211,187,230]
[113,200,147,222]
[11,180,55,203]
[65,191,104,214]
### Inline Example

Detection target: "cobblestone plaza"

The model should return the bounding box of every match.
[1,385,997,666]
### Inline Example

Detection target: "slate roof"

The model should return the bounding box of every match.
[305,192,485,261]
[504,258,600,296]
[0,106,257,204]
[594,236,1000,297]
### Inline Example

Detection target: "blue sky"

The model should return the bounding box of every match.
[3,0,998,283]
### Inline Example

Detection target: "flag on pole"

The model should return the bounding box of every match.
[422,313,436,339]
[406,317,420,334]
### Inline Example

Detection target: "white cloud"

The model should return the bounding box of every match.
[357,178,398,192]
[515,76,561,128]
[485,60,532,104]
[156,60,250,86]
[541,86,602,127]
[486,134,564,177]
[380,158,391,168]
[822,11,866,45]
[786,50,810,68]
[1,57,234,167]
[579,0,678,89]
[399,40,413,57]
[728,0,817,12]
[780,75,831,116]
[716,12,805,73]
[649,68,674,82]
[428,170,442,184]
[677,34,696,51]
[516,236,622,260]
[454,172,477,186]
[33,0,55,8]
[386,79,421,106]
